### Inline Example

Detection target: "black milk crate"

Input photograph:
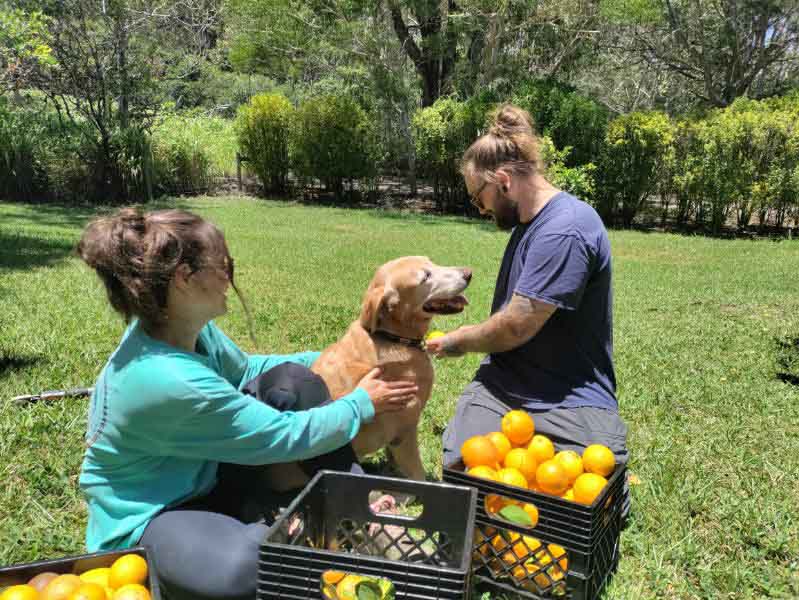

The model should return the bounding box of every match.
[258,471,478,600]
[444,461,626,600]
[0,546,162,600]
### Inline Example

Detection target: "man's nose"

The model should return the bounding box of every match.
[461,268,473,283]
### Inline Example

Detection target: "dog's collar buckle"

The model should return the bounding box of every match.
[373,330,426,350]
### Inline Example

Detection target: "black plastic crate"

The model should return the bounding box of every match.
[444,461,625,600]
[258,471,478,600]
[0,546,162,600]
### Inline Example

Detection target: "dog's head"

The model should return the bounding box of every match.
[360,256,472,336]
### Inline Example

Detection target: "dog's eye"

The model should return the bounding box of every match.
[421,269,431,282]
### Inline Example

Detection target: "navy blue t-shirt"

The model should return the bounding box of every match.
[475,192,617,411]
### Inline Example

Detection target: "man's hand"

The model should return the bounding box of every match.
[425,326,476,358]
[426,295,556,357]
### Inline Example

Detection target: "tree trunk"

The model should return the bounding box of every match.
[388,1,458,107]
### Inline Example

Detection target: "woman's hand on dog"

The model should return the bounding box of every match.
[358,368,418,414]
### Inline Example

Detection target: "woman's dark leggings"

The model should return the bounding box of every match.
[140,363,362,600]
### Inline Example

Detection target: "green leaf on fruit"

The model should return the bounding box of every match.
[355,581,382,600]
[498,504,534,526]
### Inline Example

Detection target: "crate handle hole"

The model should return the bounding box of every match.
[484,494,538,529]
[368,491,422,520]
[320,570,394,599]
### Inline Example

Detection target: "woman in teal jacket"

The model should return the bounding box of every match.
[77,208,416,600]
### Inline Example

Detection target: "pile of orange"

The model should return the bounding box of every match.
[1,554,151,600]
[460,410,618,514]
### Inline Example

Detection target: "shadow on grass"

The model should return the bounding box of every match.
[0,353,43,377]
[0,203,98,230]
[0,230,76,271]
[775,336,799,386]
[0,200,198,272]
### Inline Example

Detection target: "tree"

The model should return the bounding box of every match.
[604,0,799,107]
[385,0,459,107]
[5,0,223,200]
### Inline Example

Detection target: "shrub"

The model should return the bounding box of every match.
[596,111,674,227]
[235,93,293,193]
[511,79,608,166]
[292,94,379,201]
[412,95,493,210]
[151,111,237,195]
[539,136,596,201]
[0,101,48,200]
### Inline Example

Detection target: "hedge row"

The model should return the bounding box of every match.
[407,89,799,231]
[3,83,799,232]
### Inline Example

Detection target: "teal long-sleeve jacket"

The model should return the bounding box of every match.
[79,320,373,551]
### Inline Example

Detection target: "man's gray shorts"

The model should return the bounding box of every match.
[442,379,630,519]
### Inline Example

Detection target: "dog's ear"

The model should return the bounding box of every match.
[360,285,399,332]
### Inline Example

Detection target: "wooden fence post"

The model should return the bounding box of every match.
[236,152,243,192]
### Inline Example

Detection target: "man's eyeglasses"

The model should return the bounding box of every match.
[470,181,488,210]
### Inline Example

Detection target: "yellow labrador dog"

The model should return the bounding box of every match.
[265,256,471,491]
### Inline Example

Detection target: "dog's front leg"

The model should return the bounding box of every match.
[388,429,426,481]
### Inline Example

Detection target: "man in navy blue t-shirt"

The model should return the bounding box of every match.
[427,105,628,517]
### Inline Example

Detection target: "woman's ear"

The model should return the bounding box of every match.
[173,263,193,291]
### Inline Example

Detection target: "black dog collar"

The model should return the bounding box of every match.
[373,329,426,350]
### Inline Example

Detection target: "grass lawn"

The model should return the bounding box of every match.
[1,196,798,599]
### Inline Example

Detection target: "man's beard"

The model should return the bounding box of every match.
[493,189,521,231]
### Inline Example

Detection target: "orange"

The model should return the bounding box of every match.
[522,503,539,527]
[501,410,535,446]
[547,544,568,571]
[582,444,615,477]
[483,494,505,515]
[1,585,39,600]
[562,488,575,501]
[484,493,508,514]
[527,435,555,463]
[69,583,107,600]
[42,575,83,600]
[78,570,109,589]
[573,473,608,505]
[486,431,512,463]
[492,532,541,560]
[496,467,528,490]
[110,585,149,600]
[503,448,538,483]
[460,435,499,469]
[108,555,147,590]
[321,571,346,585]
[535,460,569,496]
[467,465,497,481]
[28,574,59,592]
[530,545,568,588]
[554,450,584,485]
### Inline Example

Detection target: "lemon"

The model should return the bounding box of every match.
[424,330,446,341]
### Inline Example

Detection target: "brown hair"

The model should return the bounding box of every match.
[461,104,542,185]
[77,208,253,337]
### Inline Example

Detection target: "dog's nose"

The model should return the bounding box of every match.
[461,268,473,283]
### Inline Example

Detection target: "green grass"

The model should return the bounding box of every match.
[1,196,798,599]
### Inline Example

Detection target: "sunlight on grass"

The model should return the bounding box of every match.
[1,197,798,599]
